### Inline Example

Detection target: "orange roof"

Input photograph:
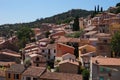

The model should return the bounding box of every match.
[57,43,75,50]
[0,49,20,57]
[92,57,120,66]
[59,60,79,66]
[57,36,80,43]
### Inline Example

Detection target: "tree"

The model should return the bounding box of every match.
[72,16,79,31]
[45,31,51,38]
[111,32,120,57]
[16,27,34,48]
[82,69,90,80]
[115,6,120,14]
[116,2,120,7]
[97,5,100,13]
[94,6,97,13]
[100,7,103,12]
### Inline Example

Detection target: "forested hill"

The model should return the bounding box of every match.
[38,9,93,24]
[0,9,93,37]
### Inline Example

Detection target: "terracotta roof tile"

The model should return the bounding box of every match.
[92,57,120,66]
[6,64,25,73]
[59,60,79,66]
[40,72,82,80]
[23,66,46,77]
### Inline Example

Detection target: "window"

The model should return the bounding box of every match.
[26,77,31,80]
[99,46,103,50]
[36,57,39,61]
[42,50,44,52]
[54,50,56,53]
[48,49,50,53]
[14,74,19,79]
[103,39,107,43]
[106,68,110,72]
[36,64,39,67]
[99,76,104,80]
[33,78,37,80]
[100,67,104,72]
[8,73,11,78]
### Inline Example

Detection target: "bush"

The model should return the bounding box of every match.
[82,69,90,80]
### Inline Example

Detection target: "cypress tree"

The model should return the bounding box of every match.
[101,7,103,12]
[97,5,100,13]
[72,16,79,31]
[95,6,97,13]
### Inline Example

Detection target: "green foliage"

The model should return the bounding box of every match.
[72,16,79,31]
[111,32,120,57]
[16,27,34,48]
[55,66,59,72]
[82,69,90,80]
[47,66,51,71]
[97,5,100,12]
[100,7,103,12]
[0,9,93,37]
[45,31,51,38]
[24,58,31,67]
[115,6,120,14]
[66,31,83,38]
[116,2,120,7]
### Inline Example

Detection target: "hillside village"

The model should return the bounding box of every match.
[0,3,120,80]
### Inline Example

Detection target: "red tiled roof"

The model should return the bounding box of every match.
[23,66,46,77]
[59,60,79,66]
[40,72,82,80]
[0,49,21,57]
[92,57,120,66]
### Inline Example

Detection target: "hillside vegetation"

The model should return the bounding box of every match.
[0,9,93,37]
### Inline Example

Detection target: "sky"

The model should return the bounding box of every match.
[0,0,120,25]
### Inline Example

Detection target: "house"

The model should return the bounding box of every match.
[49,31,65,39]
[56,36,80,46]
[95,33,112,57]
[62,53,76,61]
[24,43,40,54]
[0,49,21,63]
[79,44,96,68]
[0,61,15,68]
[109,23,120,36]
[40,72,82,80]
[31,28,41,40]
[22,66,46,80]
[84,31,97,38]
[42,44,56,61]
[27,54,47,67]
[79,44,96,55]
[0,69,5,80]
[6,64,26,80]
[59,59,79,74]
[91,12,116,34]
[84,26,96,33]
[90,57,120,80]
[0,62,15,80]
[56,43,75,60]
